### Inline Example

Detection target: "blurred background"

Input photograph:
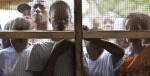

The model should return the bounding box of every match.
[82,0,150,30]
[1,0,150,30]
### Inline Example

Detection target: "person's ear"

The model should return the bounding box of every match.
[49,17,51,23]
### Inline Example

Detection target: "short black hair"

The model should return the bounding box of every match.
[17,3,31,13]
[10,17,31,30]
[123,12,150,30]
[49,1,71,17]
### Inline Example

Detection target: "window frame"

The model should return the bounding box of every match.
[0,0,150,76]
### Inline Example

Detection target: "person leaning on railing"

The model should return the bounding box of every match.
[83,25,124,76]
[26,1,89,76]
[115,12,150,76]
[0,17,34,76]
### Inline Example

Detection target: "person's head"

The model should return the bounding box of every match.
[123,12,150,43]
[84,40,104,60]
[102,18,114,30]
[49,1,71,31]
[123,12,150,31]
[31,0,50,23]
[93,17,101,27]
[9,17,31,53]
[17,3,31,19]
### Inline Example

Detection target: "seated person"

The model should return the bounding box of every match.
[0,17,33,76]
[83,25,124,76]
[115,12,150,76]
[26,1,89,76]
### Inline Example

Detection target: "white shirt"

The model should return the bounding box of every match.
[86,50,123,76]
[26,40,75,76]
[0,46,33,76]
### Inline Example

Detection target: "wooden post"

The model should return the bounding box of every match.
[74,0,83,76]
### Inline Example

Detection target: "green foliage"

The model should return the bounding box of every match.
[86,0,150,17]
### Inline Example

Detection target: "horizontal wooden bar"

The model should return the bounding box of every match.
[0,30,150,38]
[0,30,75,38]
[83,31,150,38]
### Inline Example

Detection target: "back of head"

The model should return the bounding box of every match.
[8,17,31,53]
[123,12,150,30]
[49,1,71,16]
[9,17,31,30]
[17,3,31,13]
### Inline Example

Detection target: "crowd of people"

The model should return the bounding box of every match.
[0,0,150,76]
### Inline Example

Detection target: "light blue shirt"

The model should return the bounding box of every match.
[0,46,33,76]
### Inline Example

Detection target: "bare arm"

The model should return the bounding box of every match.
[40,39,75,76]
[33,71,41,76]
[83,25,124,65]
[85,39,124,67]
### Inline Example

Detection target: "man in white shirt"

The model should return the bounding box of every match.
[0,17,33,76]
[83,26,124,76]
[30,0,51,30]
[26,1,89,76]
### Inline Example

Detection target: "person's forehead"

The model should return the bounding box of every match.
[51,6,71,14]
[125,18,142,28]
[125,18,138,25]
[33,0,44,4]
[32,0,50,8]
[23,9,30,12]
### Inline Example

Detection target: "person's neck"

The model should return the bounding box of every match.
[125,41,143,57]
[15,48,26,53]
[35,21,48,30]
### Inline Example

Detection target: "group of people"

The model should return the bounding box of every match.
[0,0,77,76]
[0,0,150,76]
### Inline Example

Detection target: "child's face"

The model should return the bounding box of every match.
[50,7,71,31]
[125,18,142,42]
[103,19,114,30]
[31,3,49,23]
[22,9,31,20]
[10,39,28,53]
[10,24,29,53]
[85,41,103,60]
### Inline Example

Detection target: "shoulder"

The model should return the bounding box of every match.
[0,49,4,56]
[143,44,150,53]
[0,47,12,56]
[31,41,54,54]
[4,20,13,30]
[98,50,114,64]
[100,50,111,59]
[33,41,54,49]
[25,45,34,53]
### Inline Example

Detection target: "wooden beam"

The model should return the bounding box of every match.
[74,0,83,76]
[83,31,150,38]
[0,30,75,38]
[0,31,149,38]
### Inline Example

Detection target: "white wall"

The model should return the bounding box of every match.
[0,10,22,30]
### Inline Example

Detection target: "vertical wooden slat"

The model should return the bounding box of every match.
[74,0,83,76]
